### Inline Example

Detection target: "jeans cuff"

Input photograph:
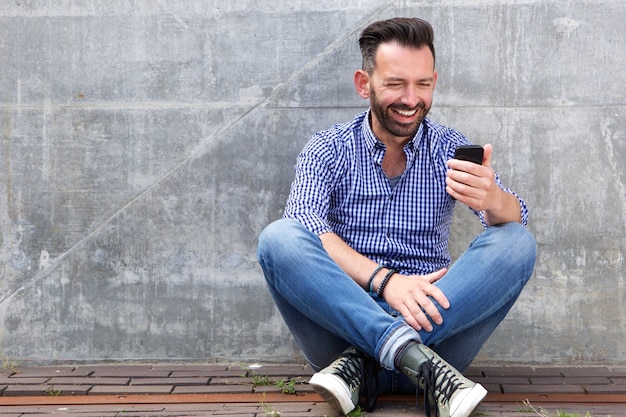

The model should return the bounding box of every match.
[376,322,421,370]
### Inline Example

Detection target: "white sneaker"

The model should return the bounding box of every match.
[309,347,362,415]
[399,343,487,417]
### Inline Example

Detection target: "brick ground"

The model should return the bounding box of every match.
[0,363,623,416]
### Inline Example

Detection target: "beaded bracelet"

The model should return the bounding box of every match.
[376,269,397,298]
[367,264,384,293]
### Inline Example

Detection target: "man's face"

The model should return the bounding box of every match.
[364,42,437,144]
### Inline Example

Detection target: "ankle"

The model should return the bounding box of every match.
[393,340,420,369]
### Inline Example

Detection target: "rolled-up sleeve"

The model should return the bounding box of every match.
[475,173,530,228]
[284,136,335,236]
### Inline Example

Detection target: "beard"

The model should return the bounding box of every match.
[369,89,430,140]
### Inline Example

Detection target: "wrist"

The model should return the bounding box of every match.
[376,269,397,298]
[366,264,384,292]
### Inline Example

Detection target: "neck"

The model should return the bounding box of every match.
[382,147,406,178]
[369,115,413,152]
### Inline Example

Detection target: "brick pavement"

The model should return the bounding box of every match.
[0,363,624,416]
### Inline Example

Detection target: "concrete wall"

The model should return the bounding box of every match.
[0,0,624,365]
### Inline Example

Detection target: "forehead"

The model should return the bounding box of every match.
[373,41,435,76]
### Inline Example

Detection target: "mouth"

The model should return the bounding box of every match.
[390,106,423,123]
[392,108,417,117]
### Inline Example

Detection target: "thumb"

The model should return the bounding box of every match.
[483,143,493,167]
[424,268,447,284]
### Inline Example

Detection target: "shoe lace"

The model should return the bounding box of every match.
[358,355,379,412]
[332,350,379,412]
[418,358,462,417]
[331,351,362,390]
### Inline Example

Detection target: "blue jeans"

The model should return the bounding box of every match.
[257,218,536,394]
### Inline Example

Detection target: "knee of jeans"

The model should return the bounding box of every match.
[257,218,309,265]
[258,219,295,250]
[509,223,536,262]
[497,222,537,273]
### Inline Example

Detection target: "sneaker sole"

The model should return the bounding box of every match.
[450,383,488,417]
[309,373,357,415]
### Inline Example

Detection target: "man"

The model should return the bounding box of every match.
[257,17,536,417]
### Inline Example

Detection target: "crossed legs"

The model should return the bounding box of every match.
[257,219,536,393]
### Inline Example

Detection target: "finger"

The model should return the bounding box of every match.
[423,268,447,284]
[416,294,443,327]
[447,157,483,173]
[426,284,450,309]
[446,170,474,188]
[446,176,480,200]
[417,311,434,332]
[398,306,423,331]
[404,303,435,332]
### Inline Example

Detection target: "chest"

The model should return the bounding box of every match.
[381,150,407,178]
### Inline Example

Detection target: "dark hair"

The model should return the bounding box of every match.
[359,17,436,73]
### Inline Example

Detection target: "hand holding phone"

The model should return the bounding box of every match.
[454,145,484,165]
[449,145,484,202]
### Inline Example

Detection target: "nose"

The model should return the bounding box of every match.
[401,86,420,108]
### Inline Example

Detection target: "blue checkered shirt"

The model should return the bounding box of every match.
[284,110,528,275]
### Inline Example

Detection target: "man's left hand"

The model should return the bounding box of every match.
[446,143,522,226]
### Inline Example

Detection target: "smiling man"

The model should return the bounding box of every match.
[257,17,536,417]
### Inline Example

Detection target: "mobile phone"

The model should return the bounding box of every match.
[454,145,484,165]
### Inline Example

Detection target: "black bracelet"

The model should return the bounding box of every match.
[376,269,396,298]
[367,264,384,292]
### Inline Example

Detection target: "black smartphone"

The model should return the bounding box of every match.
[454,145,484,165]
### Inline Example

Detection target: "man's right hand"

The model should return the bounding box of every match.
[381,268,450,332]
[319,232,451,332]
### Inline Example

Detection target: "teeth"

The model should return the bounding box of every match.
[394,109,416,117]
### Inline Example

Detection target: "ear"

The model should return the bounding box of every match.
[354,69,370,99]
[433,69,438,90]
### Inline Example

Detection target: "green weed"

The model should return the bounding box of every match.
[44,386,61,396]
[347,406,363,417]
[251,373,272,387]
[261,400,282,417]
[520,399,592,417]
[2,355,22,373]
[275,377,299,394]
[244,365,273,387]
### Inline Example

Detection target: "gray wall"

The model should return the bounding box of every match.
[0,1,624,365]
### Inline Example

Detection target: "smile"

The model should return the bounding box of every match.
[392,108,417,117]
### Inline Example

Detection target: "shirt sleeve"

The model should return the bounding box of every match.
[283,134,336,236]
[475,174,530,228]
[442,129,530,228]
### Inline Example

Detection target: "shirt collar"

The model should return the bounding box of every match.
[362,109,425,155]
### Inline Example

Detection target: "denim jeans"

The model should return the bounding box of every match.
[257,218,536,394]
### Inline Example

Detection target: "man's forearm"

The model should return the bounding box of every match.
[484,190,522,226]
[319,232,382,288]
